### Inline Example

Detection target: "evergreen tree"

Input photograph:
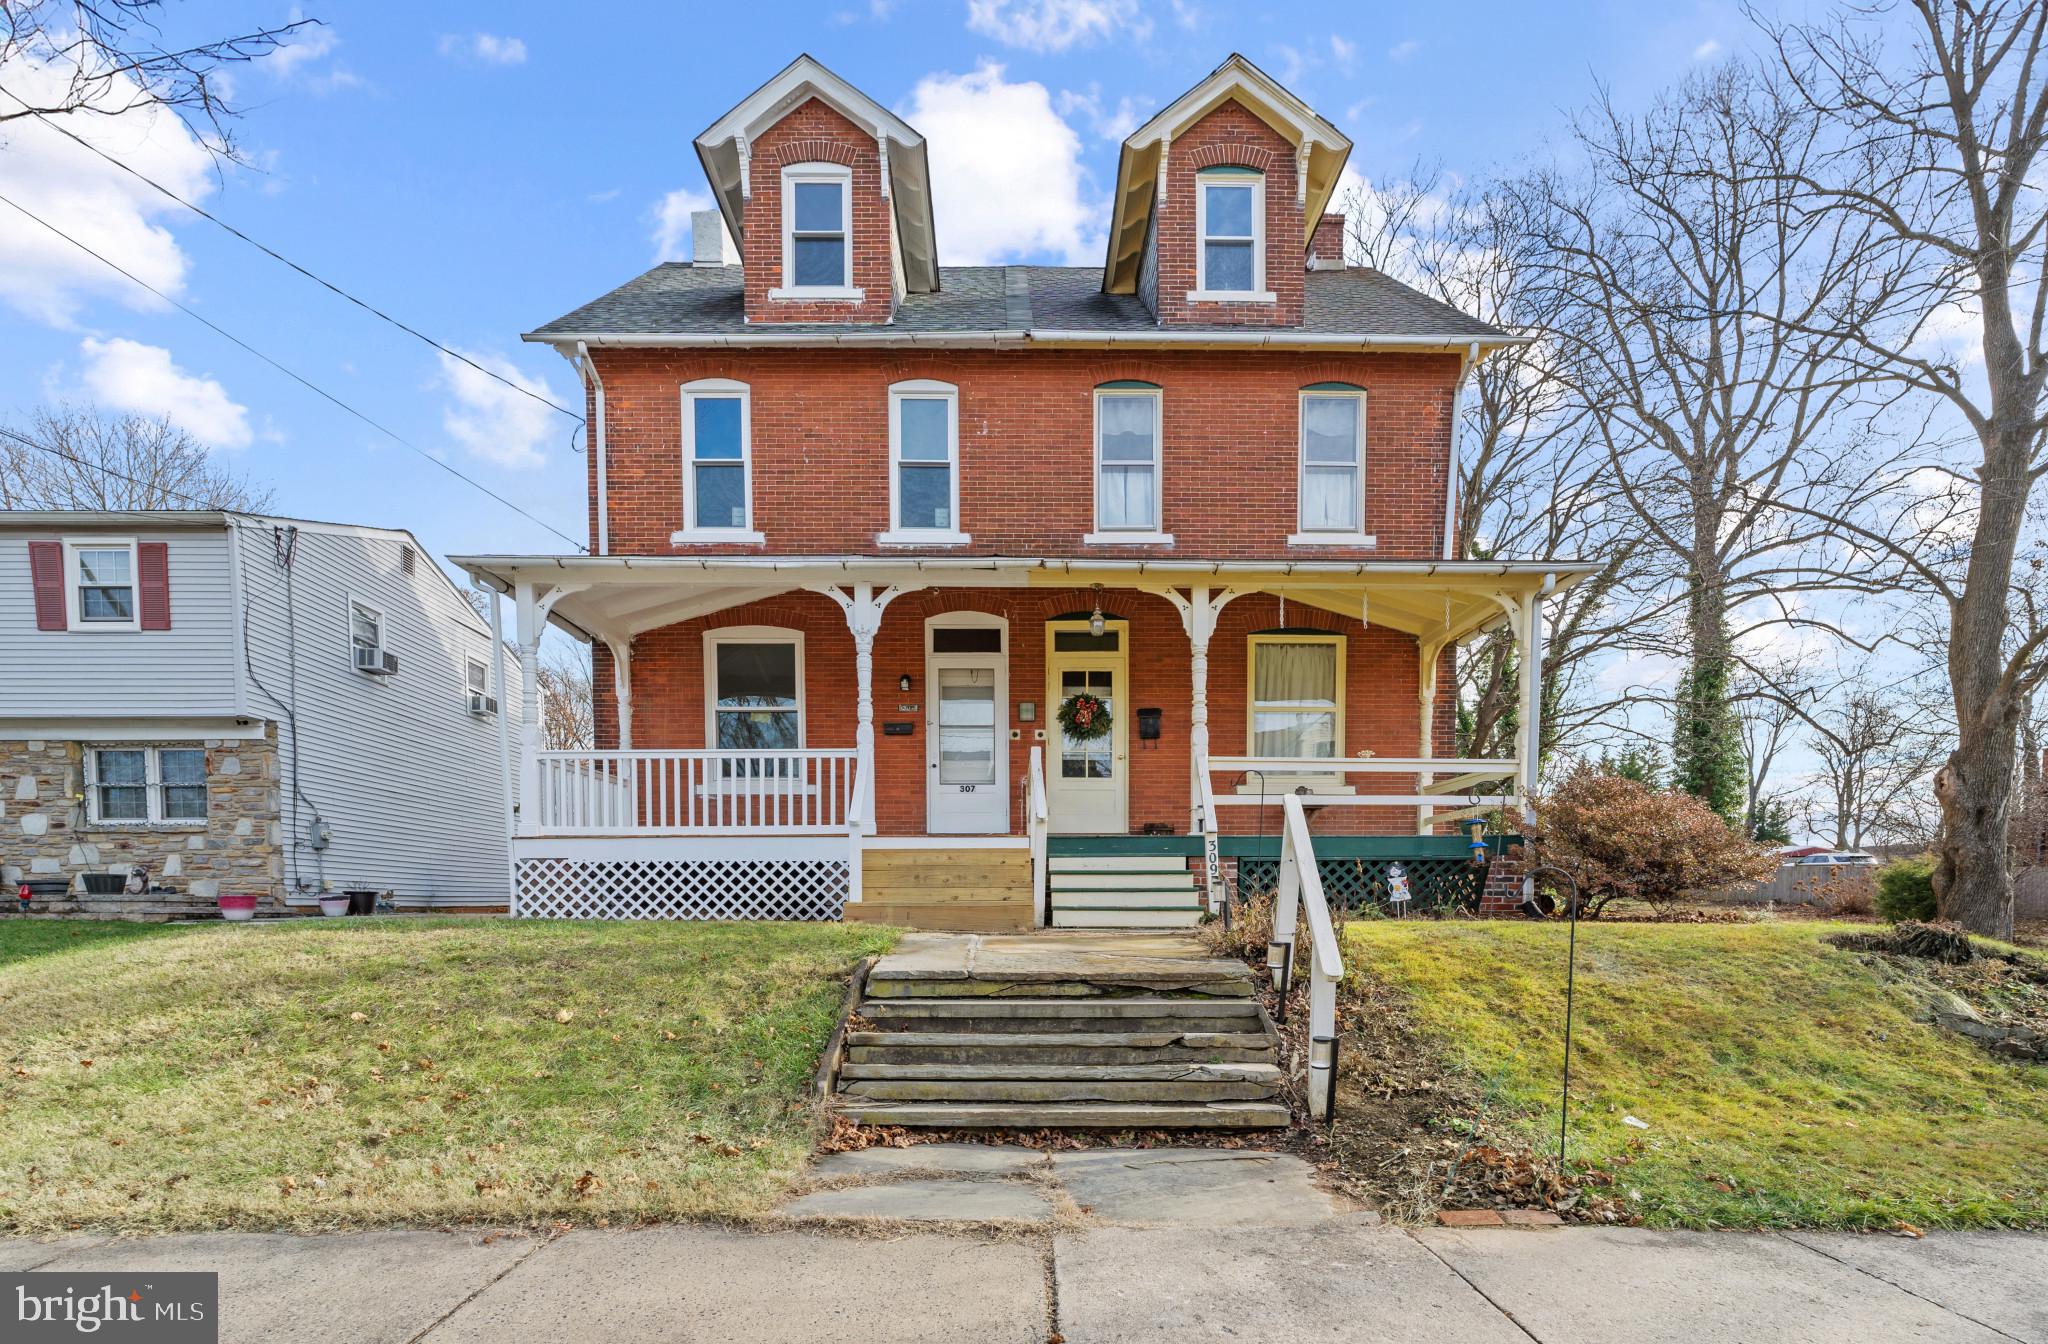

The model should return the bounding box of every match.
[1672,651,1748,826]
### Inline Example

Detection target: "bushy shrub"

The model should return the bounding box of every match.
[1874,854,1938,924]
[1530,765,1780,916]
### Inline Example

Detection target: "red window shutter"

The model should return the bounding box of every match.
[138,542,171,630]
[27,541,66,630]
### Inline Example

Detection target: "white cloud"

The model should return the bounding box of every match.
[965,0,1150,52]
[77,337,252,449]
[436,349,558,471]
[1693,39,1723,61]
[1271,43,1312,86]
[1388,39,1422,63]
[649,187,735,263]
[1330,34,1358,73]
[1057,83,1152,141]
[1167,0,1201,29]
[0,45,216,325]
[904,62,1099,265]
[266,18,337,78]
[439,32,528,65]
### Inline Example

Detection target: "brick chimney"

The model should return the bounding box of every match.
[1309,212,1346,269]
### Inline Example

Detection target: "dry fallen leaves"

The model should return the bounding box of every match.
[555,1008,575,1024]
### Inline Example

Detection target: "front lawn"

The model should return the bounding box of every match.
[1338,920,2048,1229]
[0,918,895,1233]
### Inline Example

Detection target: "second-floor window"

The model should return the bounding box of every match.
[349,599,384,669]
[1195,167,1265,298]
[885,380,964,543]
[1092,383,1164,537]
[778,163,855,298]
[1296,384,1367,538]
[679,379,759,541]
[70,540,137,627]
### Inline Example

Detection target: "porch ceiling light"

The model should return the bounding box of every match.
[1089,583,1106,638]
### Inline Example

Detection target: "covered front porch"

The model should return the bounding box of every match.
[453,554,1586,925]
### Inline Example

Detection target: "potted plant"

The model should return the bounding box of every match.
[317,892,350,918]
[218,893,259,922]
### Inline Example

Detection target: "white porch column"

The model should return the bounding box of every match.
[1519,586,1548,822]
[514,581,543,839]
[812,582,911,831]
[1417,636,1445,835]
[605,636,634,750]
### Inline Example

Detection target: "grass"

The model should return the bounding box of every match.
[0,918,896,1233]
[1341,920,2048,1229]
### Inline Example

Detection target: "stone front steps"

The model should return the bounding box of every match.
[829,932,1290,1130]
[1047,856,1205,930]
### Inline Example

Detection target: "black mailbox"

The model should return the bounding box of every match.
[1137,707,1163,740]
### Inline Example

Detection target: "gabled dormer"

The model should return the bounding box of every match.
[1105,55,1351,328]
[694,55,938,325]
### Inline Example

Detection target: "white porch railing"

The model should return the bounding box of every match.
[533,748,860,834]
[1275,792,1346,1121]
[1024,746,1049,926]
[1205,756,1520,814]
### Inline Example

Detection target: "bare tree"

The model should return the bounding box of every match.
[1,403,272,509]
[1524,61,1918,823]
[537,644,593,751]
[1752,0,2048,936]
[0,0,315,157]
[1342,171,1651,772]
[1809,683,1946,850]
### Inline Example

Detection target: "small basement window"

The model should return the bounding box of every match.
[88,745,207,826]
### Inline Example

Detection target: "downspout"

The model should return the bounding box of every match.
[1443,340,1480,560]
[572,341,608,555]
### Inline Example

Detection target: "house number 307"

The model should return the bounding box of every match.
[956,784,977,793]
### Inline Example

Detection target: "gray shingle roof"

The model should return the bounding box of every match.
[525,264,1506,341]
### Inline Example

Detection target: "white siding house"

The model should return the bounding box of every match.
[0,510,522,911]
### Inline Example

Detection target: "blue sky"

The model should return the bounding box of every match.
[0,0,1760,562]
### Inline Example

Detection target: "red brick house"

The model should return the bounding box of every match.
[455,54,1590,928]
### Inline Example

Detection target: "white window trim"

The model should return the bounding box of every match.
[63,536,140,632]
[347,594,385,672]
[1092,386,1165,536]
[464,655,494,715]
[703,625,807,751]
[1242,632,1348,792]
[84,743,209,829]
[1293,386,1371,542]
[880,379,970,546]
[1190,169,1273,303]
[770,162,864,302]
[674,378,766,545]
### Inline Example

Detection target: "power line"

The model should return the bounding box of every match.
[1,88,584,424]
[0,425,225,510]
[0,188,587,552]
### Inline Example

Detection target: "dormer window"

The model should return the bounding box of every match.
[773,163,862,301]
[1192,167,1271,303]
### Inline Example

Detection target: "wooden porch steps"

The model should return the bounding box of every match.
[1047,856,1204,930]
[828,932,1289,1131]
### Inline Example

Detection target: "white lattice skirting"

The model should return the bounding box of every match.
[517,856,850,920]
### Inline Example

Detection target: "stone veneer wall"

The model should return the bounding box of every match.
[0,731,284,904]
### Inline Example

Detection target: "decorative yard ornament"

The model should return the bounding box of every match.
[1386,861,1411,912]
[16,883,29,915]
[1056,692,1112,741]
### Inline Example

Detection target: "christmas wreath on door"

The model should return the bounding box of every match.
[1056,692,1112,741]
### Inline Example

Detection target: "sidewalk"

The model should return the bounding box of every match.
[4,1147,2041,1343]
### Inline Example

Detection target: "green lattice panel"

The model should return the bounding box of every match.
[1235,856,1484,917]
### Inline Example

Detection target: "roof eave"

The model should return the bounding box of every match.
[520,328,1524,352]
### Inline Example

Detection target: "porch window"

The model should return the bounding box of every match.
[679,379,759,542]
[775,162,858,298]
[707,630,803,752]
[884,380,965,543]
[87,745,207,826]
[1248,634,1344,763]
[69,539,138,628]
[1193,168,1267,299]
[1296,384,1366,538]
[1092,383,1163,536]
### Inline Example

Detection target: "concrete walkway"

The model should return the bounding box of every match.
[5,1147,2043,1343]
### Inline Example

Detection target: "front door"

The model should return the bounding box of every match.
[926,616,1009,834]
[1045,618,1128,834]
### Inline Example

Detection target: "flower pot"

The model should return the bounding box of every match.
[317,895,349,918]
[345,889,379,916]
[218,893,259,923]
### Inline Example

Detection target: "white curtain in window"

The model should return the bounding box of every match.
[1252,642,1338,758]
[1301,396,1360,530]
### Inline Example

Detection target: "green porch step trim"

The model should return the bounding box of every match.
[1045,834,1522,859]
[1047,835,1202,858]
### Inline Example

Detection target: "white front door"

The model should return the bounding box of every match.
[1046,618,1128,834]
[926,617,1009,834]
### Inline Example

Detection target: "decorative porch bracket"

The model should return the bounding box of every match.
[809,581,920,831]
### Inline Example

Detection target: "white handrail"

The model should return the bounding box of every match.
[1274,792,1345,1121]
[1026,746,1049,926]
[846,755,869,906]
[1208,756,1519,776]
[1195,752,1224,913]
